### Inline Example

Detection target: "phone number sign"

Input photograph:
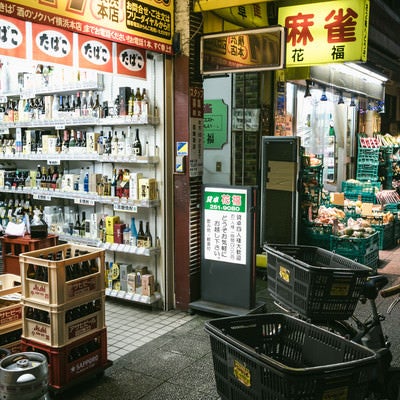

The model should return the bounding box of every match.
[203,187,247,265]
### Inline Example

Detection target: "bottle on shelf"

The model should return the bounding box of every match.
[75,91,82,117]
[144,221,152,248]
[81,91,88,116]
[80,211,86,237]
[141,88,149,117]
[62,129,69,153]
[133,128,142,156]
[111,131,118,155]
[73,212,81,236]
[128,90,134,117]
[137,220,145,247]
[78,167,85,192]
[83,167,90,192]
[93,92,101,118]
[51,95,59,120]
[133,87,142,117]
[110,169,117,197]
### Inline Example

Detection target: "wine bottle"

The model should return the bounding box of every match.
[133,128,142,156]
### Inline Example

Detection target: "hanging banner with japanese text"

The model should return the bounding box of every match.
[0,0,173,55]
[203,187,247,264]
[0,16,26,57]
[278,0,369,67]
[32,23,73,66]
[116,44,147,79]
[78,35,113,73]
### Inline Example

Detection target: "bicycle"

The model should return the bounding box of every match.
[264,243,400,400]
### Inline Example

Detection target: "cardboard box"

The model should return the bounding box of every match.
[106,234,114,243]
[113,223,126,244]
[61,174,76,192]
[129,172,143,201]
[138,178,157,201]
[127,272,137,293]
[89,173,102,193]
[105,215,120,235]
[119,264,133,292]
[142,274,155,296]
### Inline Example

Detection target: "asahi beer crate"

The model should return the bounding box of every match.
[0,274,21,296]
[0,324,22,354]
[0,298,22,330]
[19,243,105,306]
[22,293,105,347]
[21,327,109,390]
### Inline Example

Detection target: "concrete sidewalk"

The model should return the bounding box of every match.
[52,246,400,399]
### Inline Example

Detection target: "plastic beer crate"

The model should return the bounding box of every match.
[22,293,105,347]
[21,327,109,390]
[0,274,21,296]
[19,243,105,306]
[264,243,372,321]
[0,298,22,330]
[0,274,22,330]
[0,324,22,354]
[205,313,378,400]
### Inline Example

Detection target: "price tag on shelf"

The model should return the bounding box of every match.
[74,198,95,206]
[114,203,137,213]
[117,291,126,299]
[47,158,61,165]
[33,193,52,201]
[0,127,9,136]
[133,293,141,302]
[54,124,66,130]
[110,289,118,297]
[125,292,135,301]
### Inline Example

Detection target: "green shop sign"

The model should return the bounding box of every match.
[204,99,228,149]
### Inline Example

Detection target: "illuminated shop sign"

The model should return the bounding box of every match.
[278,0,369,67]
[203,187,247,264]
[194,0,273,12]
[201,26,285,75]
[0,0,173,55]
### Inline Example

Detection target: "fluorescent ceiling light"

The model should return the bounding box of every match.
[345,62,389,82]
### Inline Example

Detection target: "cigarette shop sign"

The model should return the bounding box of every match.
[0,0,173,55]
[278,0,369,67]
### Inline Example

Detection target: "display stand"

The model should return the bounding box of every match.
[190,185,265,316]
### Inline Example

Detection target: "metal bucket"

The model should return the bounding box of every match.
[0,352,48,400]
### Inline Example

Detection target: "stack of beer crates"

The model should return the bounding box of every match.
[18,243,110,391]
[0,274,22,356]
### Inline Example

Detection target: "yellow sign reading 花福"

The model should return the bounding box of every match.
[278,0,369,67]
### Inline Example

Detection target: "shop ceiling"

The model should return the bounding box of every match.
[197,0,400,94]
